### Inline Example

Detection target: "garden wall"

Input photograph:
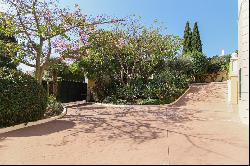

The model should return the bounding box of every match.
[204,71,228,83]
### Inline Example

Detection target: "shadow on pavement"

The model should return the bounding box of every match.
[0,120,75,138]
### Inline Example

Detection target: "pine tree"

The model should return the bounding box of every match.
[191,22,203,53]
[182,21,192,54]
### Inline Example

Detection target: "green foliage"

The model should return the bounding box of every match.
[1,0,120,84]
[207,54,231,78]
[191,22,203,53]
[99,65,189,105]
[165,57,193,82]
[220,55,231,72]
[0,68,47,128]
[82,21,182,82]
[183,52,231,83]
[82,51,190,105]
[44,95,64,118]
[190,51,208,82]
[182,21,203,54]
[45,61,85,82]
[0,24,18,69]
[183,21,192,54]
[78,20,187,104]
[207,58,222,74]
[146,67,189,100]
[0,54,17,69]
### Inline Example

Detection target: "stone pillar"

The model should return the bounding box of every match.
[229,53,239,105]
[230,76,239,104]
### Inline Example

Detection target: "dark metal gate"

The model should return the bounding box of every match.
[43,80,87,103]
[58,81,87,103]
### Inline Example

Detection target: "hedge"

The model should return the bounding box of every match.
[0,68,47,128]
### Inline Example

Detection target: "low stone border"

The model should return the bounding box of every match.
[166,85,192,106]
[210,81,227,84]
[62,100,87,108]
[0,107,68,134]
[94,102,132,108]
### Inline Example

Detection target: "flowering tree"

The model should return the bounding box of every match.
[0,0,121,84]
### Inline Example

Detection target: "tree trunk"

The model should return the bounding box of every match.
[46,81,50,97]
[35,67,44,85]
[52,69,58,97]
[35,52,43,85]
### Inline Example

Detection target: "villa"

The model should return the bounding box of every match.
[238,0,249,125]
[229,0,249,125]
[0,0,249,165]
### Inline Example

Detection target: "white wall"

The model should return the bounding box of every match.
[238,0,249,125]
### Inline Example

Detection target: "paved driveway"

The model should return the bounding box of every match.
[0,82,249,165]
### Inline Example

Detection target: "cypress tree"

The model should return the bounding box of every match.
[191,22,203,53]
[183,21,192,54]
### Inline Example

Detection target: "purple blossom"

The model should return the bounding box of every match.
[116,38,126,48]
[80,31,91,44]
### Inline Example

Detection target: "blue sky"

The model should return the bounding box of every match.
[60,0,238,57]
[0,0,238,71]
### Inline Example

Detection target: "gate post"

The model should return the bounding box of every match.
[229,53,239,105]
[86,77,95,102]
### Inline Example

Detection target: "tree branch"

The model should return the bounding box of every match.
[16,12,37,51]
[19,60,36,68]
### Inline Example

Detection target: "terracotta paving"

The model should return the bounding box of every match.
[0,82,249,165]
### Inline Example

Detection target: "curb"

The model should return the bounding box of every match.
[210,81,228,85]
[166,85,192,107]
[94,103,132,108]
[0,107,68,134]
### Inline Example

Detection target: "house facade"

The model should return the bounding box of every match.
[238,0,249,125]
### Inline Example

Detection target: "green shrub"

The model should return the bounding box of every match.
[0,68,47,128]
[45,95,63,118]
[190,51,209,83]
[207,55,231,74]
[93,60,190,105]
[100,69,189,105]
